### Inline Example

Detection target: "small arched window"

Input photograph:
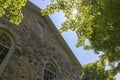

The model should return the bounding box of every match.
[0,28,15,75]
[43,63,57,80]
[36,22,44,30]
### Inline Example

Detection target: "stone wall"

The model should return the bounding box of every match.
[0,2,82,80]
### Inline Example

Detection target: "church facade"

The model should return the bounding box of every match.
[0,1,83,80]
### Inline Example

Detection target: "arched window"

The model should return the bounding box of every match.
[0,32,11,64]
[43,63,57,80]
[0,29,15,75]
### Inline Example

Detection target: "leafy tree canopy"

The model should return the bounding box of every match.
[0,0,120,75]
[0,0,27,25]
[81,61,116,80]
[41,0,120,74]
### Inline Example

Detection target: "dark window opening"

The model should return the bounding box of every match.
[0,33,11,65]
[43,63,57,80]
[36,22,44,30]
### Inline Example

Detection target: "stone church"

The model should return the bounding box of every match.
[0,1,83,80]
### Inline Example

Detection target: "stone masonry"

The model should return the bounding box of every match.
[0,1,83,80]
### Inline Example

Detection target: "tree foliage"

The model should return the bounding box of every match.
[0,0,27,25]
[0,0,120,76]
[41,0,120,74]
[81,62,116,80]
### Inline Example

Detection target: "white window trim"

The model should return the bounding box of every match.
[0,29,15,76]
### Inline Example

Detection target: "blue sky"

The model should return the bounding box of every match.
[29,0,100,65]
[29,0,120,79]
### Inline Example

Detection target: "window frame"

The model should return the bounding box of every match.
[0,29,15,76]
[43,63,57,80]
[36,22,44,30]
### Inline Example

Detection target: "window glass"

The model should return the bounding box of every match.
[0,32,11,64]
[44,63,56,80]
[0,29,15,76]
[36,22,44,30]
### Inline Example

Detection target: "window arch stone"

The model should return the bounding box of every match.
[43,63,57,80]
[0,28,15,75]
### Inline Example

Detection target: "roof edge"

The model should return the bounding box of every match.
[26,1,83,74]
